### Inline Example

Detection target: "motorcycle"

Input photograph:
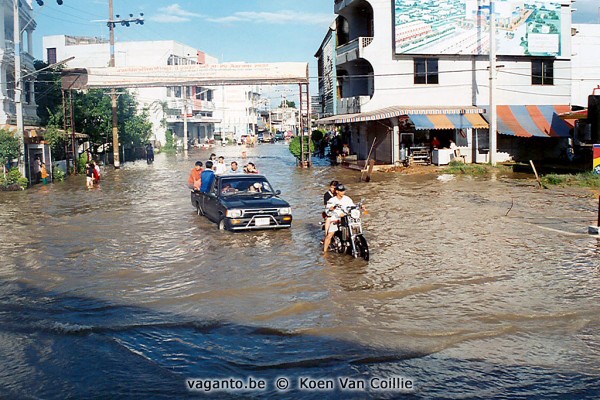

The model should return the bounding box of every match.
[323,201,369,261]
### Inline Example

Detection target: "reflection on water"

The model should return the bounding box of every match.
[0,144,599,399]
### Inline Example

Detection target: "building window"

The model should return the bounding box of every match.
[414,58,438,84]
[532,59,553,85]
[47,48,57,65]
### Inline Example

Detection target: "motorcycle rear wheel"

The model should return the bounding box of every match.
[354,236,369,261]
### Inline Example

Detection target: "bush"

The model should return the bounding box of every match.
[541,172,600,188]
[162,130,177,154]
[53,168,66,182]
[288,136,315,160]
[446,160,489,175]
[541,174,567,186]
[77,154,88,174]
[0,168,29,190]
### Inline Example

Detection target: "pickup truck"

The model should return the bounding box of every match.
[191,174,293,231]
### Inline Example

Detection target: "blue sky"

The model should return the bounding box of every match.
[33,0,334,85]
[32,0,598,89]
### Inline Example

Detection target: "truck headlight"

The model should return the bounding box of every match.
[278,207,292,215]
[226,209,242,218]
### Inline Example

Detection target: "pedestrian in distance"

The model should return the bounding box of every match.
[85,162,94,189]
[41,163,50,185]
[32,155,42,184]
[146,143,154,164]
[93,163,101,184]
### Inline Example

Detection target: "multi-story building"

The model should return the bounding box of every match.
[0,0,38,127]
[270,106,299,135]
[316,0,600,165]
[213,82,261,142]
[43,36,266,147]
[314,21,337,119]
[43,35,220,146]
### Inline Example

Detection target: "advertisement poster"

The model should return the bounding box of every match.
[593,144,600,174]
[393,0,562,56]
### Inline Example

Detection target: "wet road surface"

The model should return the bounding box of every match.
[1,143,599,398]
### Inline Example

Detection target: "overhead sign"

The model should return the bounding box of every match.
[62,62,309,89]
[393,0,562,56]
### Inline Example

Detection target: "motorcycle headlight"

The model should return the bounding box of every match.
[226,209,242,218]
[350,209,361,219]
[278,207,292,215]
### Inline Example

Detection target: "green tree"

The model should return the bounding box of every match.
[280,100,296,108]
[34,66,153,160]
[34,60,64,126]
[311,129,325,142]
[42,123,69,161]
[0,128,20,169]
[122,109,153,147]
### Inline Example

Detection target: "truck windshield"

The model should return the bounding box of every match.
[220,178,274,196]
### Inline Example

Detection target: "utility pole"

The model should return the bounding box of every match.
[488,1,497,166]
[183,86,188,151]
[14,0,24,176]
[109,0,119,168]
[106,0,144,168]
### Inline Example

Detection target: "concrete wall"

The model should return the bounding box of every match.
[571,24,600,107]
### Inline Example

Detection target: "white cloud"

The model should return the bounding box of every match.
[207,10,332,26]
[148,3,203,23]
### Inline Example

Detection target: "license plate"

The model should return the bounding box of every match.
[255,217,270,226]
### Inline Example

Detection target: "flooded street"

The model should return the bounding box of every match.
[1,143,599,399]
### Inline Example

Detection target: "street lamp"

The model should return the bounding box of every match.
[15,0,65,177]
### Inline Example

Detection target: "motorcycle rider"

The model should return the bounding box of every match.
[323,183,355,252]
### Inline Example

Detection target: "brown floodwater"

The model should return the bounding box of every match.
[0,143,599,399]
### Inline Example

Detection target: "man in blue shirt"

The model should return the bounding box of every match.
[200,160,215,192]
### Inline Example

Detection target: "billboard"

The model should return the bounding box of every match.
[594,144,600,174]
[393,0,562,56]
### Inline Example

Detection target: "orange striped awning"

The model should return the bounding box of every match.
[408,113,489,130]
[485,105,573,138]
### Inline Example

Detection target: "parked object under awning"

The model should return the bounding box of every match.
[408,113,489,130]
[485,105,573,138]
[558,109,588,120]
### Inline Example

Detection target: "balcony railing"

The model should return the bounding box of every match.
[166,114,222,124]
[336,37,373,65]
[337,95,370,115]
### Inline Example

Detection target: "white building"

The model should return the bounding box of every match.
[212,80,261,142]
[0,0,38,127]
[43,35,264,146]
[317,0,600,165]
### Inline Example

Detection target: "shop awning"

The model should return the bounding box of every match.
[485,105,573,138]
[408,113,489,130]
[316,105,485,124]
